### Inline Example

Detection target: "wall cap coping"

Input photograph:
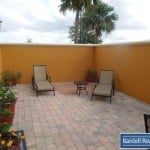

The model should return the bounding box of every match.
[0,40,150,47]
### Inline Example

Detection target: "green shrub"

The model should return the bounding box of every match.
[85,69,98,82]
[1,71,17,86]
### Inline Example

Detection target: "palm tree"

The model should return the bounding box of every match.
[81,0,118,43]
[68,24,101,43]
[59,0,97,44]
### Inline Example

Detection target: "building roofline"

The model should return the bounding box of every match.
[0,40,150,47]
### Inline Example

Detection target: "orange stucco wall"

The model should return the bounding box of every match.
[0,45,94,83]
[95,42,150,104]
[0,42,150,104]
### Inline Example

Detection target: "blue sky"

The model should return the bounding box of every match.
[0,0,150,44]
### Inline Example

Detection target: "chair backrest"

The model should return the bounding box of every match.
[144,114,150,133]
[99,70,114,85]
[33,65,47,81]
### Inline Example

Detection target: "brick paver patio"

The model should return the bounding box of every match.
[12,83,150,150]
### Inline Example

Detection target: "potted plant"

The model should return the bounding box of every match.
[0,80,5,87]
[0,127,25,150]
[0,86,17,123]
[0,84,24,150]
[1,71,17,86]
[16,71,22,84]
[0,87,17,104]
[0,108,13,124]
[85,69,98,82]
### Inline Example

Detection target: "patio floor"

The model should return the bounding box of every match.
[12,83,150,150]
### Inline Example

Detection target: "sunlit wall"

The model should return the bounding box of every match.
[0,42,150,104]
[95,42,150,104]
[0,44,94,83]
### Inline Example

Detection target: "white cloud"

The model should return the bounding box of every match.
[0,28,71,44]
[102,0,150,43]
[103,29,150,44]
[24,0,55,22]
[0,0,150,44]
[0,5,32,26]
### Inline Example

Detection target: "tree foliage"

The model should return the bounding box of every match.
[68,25,102,44]
[68,0,118,44]
[59,0,98,43]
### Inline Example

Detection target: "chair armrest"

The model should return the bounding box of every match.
[47,74,52,82]
[95,82,99,88]
[47,75,54,89]
[112,79,115,95]
[32,75,35,90]
[94,79,99,87]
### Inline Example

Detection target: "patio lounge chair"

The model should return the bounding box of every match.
[91,69,115,104]
[144,114,150,133]
[32,65,55,97]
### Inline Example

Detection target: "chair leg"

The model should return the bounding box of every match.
[76,88,78,94]
[85,89,88,95]
[91,94,93,101]
[79,90,81,96]
[110,96,111,104]
[113,88,115,96]
[53,90,55,96]
[37,90,38,97]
